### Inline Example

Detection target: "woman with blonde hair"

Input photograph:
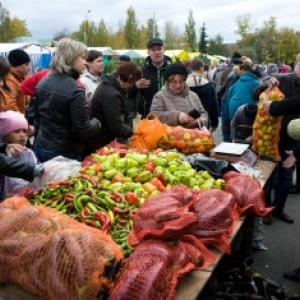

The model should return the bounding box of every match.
[33,37,101,162]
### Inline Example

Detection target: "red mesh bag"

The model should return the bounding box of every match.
[223,171,273,216]
[110,238,215,300]
[128,185,197,245]
[187,189,239,253]
[0,197,123,300]
[157,125,215,154]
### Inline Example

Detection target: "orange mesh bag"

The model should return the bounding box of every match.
[0,197,123,300]
[252,86,284,161]
[129,114,169,151]
[187,189,239,254]
[157,125,215,154]
[110,238,215,300]
[223,171,273,216]
[128,185,197,246]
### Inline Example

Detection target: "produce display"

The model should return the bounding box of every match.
[27,148,225,256]
[110,237,215,300]
[129,114,214,154]
[157,126,215,154]
[223,171,273,216]
[252,86,284,161]
[5,142,272,300]
[0,197,123,300]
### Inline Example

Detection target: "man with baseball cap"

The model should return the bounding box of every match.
[0,49,31,113]
[130,37,172,118]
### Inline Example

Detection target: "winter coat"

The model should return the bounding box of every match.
[20,69,49,97]
[186,74,219,129]
[150,83,208,126]
[228,72,260,119]
[130,55,172,118]
[34,72,100,154]
[0,70,28,113]
[87,75,133,153]
[0,143,35,181]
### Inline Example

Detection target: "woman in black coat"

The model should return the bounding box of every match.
[85,62,142,155]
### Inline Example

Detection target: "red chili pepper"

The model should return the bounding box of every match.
[81,207,90,220]
[150,177,166,192]
[156,170,167,186]
[64,193,74,203]
[111,207,129,214]
[112,190,125,203]
[125,192,138,205]
[77,174,98,185]
[145,160,155,172]
[49,180,70,189]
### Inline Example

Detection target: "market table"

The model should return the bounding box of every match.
[0,160,276,300]
[175,159,276,300]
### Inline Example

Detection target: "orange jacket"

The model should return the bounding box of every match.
[0,70,28,113]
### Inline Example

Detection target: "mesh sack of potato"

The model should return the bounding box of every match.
[0,196,123,300]
[157,125,215,154]
[252,86,284,161]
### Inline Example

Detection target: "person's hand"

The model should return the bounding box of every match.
[178,112,190,125]
[6,144,28,157]
[135,78,150,89]
[28,125,35,137]
[283,151,297,168]
[184,117,199,128]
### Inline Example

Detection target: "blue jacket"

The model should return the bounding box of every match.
[228,72,260,119]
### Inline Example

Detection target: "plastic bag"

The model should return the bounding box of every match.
[182,154,238,178]
[129,114,169,151]
[34,156,81,189]
[252,86,284,161]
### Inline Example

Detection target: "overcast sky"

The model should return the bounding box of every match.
[2,0,300,44]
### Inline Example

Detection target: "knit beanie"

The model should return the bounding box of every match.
[244,103,258,120]
[0,110,28,137]
[165,61,189,81]
[8,49,30,67]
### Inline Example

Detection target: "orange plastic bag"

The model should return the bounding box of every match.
[252,86,284,161]
[129,114,170,151]
[157,126,215,154]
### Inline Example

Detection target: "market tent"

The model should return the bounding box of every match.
[87,47,119,56]
[0,43,54,73]
[115,49,144,59]
[164,50,189,62]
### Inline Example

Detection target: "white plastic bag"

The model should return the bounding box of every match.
[34,156,81,188]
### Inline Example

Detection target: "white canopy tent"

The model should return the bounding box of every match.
[0,43,54,73]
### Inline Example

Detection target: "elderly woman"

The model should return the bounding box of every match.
[33,37,101,162]
[85,61,142,155]
[150,61,208,128]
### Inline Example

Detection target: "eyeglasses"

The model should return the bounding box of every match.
[169,80,185,86]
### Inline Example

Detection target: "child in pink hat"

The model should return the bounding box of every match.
[0,110,39,197]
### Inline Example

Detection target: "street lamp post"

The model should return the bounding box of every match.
[84,10,91,45]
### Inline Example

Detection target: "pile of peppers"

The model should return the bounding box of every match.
[27,174,139,256]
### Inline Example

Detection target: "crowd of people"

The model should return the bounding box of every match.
[0,35,300,283]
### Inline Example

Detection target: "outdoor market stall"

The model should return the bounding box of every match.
[0,111,278,299]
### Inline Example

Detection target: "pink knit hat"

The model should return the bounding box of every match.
[0,110,28,137]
